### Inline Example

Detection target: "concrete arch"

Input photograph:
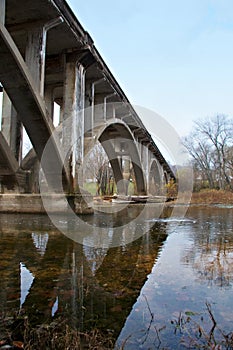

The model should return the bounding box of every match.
[98,120,146,195]
[148,159,163,195]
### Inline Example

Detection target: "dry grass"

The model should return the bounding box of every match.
[2,304,233,349]
[174,189,233,205]
[0,314,115,350]
[190,189,233,204]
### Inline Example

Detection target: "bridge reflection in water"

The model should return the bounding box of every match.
[0,208,170,341]
[0,206,170,340]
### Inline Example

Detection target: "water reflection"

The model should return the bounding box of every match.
[20,263,34,307]
[182,207,233,288]
[31,232,49,256]
[47,203,165,248]
[1,206,233,349]
[116,206,233,349]
[0,209,168,339]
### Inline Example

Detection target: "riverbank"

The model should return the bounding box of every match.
[190,189,233,204]
[165,189,233,208]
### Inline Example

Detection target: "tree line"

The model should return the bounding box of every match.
[182,114,233,191]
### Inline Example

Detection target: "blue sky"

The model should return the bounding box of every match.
[67,0,233,136]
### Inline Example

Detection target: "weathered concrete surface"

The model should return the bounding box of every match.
[0,131,26,189]
[0,194,93,214]
[0,23,70,192]
[0,0,175,205]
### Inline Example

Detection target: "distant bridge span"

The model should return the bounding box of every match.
[0,0,175,210]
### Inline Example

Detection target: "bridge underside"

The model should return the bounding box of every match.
[98,122,146,195]
[0,0,175,210]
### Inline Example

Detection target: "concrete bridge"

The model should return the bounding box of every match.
[0,0,175,212]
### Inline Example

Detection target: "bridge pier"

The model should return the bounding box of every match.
[63,58,85,192]
[21,21,53,193]
[1,91,22,162]
[140,142,149,193]
[0,0,5,24]
[25,24,46,96]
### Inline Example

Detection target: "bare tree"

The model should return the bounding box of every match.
[195,115,233,189]
[183,115,233,190]
[83,143,107,181]
[183,131,215,189]
[83,142,114,195]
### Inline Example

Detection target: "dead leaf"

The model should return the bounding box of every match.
[13,341,24,349]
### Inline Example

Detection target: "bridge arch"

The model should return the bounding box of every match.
[97,120,146,195]
[148,159,164,195]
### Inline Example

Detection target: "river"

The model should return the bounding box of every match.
[0,204,233,349]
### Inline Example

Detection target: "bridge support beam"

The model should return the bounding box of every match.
[1,91,22,162]
[25,18,63,97]
[25,25,46,96]
[63,58,85,192]
[0,0,5,24]
[23,23,49,192]
[141,143,149,193]
[22,19,63,193]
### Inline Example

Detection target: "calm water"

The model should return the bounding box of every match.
[0,205,233,349]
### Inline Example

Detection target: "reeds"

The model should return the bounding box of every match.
[0,314,114,350]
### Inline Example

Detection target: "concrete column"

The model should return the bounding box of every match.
[24,29,45,192]
[92,94,104,125]
[25,25,46,95]
[59,103,64,124]
[122,156,131,195]
[63,59,85,192]
[11,111,22,161]
[1,91,13,144]
[137,138,142,161]
[146,147,149,189]
[104,93,116,121]
[0,0,5,24]
[1,91,22,161]
[91,78,104,130]
[141,143,149,192]
[44,85,54,120]
[161,167,167,195]
[112,103,116,119]
[84,88,92,135]
[109,102,116,120]
[25,18,63,97]
[24,19,63,193]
